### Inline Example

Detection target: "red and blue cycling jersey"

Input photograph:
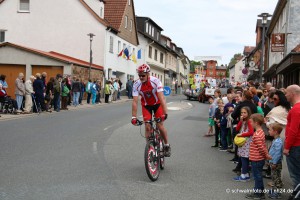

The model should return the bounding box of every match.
[132,76,164,106]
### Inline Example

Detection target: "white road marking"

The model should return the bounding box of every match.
[188,103,192,106]
[167,102,173,104]
[93,142,98,154]
[168,107,181,111]
[104,125,113,131]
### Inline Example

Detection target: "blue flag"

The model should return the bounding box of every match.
[124,48,129,59]
[137,49,141,59]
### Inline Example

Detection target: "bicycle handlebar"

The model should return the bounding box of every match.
[136,117,162,126]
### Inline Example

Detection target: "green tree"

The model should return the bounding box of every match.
[228,53,242,67]
[190,60,203,72]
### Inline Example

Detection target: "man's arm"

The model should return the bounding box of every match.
[284,109,300,153]
[157,91,167,114]
[132,96,139,117]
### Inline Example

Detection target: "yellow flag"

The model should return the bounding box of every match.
[131,52,137,63]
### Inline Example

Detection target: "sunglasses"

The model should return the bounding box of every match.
[138,74,146,77]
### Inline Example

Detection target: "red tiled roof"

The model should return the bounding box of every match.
[104,0,127,30]
[244,46,255,54]
[0,42,103,70]
[292,44,300,53]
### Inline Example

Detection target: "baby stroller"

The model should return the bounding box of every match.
[0,96,17,114]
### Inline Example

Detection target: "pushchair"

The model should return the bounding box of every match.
[0,96,17,114]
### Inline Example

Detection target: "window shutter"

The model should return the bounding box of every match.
[0,31,5,42]
[20,0,30,11]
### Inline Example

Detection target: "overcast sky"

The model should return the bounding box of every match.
[134,0,278,65]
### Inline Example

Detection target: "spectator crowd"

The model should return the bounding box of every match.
[204,81,300,200]
[0,72,129,115]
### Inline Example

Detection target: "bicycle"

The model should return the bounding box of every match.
[136,117,166,181]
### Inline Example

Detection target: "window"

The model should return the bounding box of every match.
[123,43,126,49]
[130,20,133,32]
[125,16,128,28]
[157,32,160,41]
[145,22,148,33]
[151,27,154,37]
[154,49,158,61]
[118,41,121,53]
[109,36,114,53]
[19,0,30,11]
[128,0,131,5]
[148,46,152,58]
[160,52,164,63]
[0,31,5,42]
[100,7,103,18]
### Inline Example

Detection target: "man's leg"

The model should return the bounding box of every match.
[157,122,168,144]
[286,146,300,189]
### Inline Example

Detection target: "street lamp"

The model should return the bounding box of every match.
[258,13,272,83]
[87,33,95,80]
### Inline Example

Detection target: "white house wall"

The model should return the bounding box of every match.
[268,1,300,68]
[0,0,106,67]
[165,52,177,72]
[137,33,165,84]
[234,59,245,83]
[285,0,300,53]
[229,67,235,83]
[105,31,138,88]
[0,46,72,79]
[268,4,287,68]
[84,0,104,19]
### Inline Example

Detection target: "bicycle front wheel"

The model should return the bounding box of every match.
[159,138,165,170]
[144,141,160,181]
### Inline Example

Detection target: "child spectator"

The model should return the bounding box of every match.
[245,113,272,199]
[212,99,224,147]
[213,89,222,106]
[219,103,234,151]
[233,106,254,182]
[268,123,284,199]
[204,96,215,137]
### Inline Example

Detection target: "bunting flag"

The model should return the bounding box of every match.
[117,49,123,57]
[124,48,129,60]
[137,49,141,59]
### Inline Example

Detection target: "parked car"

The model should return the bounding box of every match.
[184,89,201,100]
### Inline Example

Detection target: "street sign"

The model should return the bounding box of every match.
[163,86,171,96]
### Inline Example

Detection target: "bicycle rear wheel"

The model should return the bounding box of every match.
[144,141,160,181]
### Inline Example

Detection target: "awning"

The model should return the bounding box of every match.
[263,64,277,77]
[276,52,300,74]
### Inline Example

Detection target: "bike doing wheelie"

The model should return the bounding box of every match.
[134,115,168,181]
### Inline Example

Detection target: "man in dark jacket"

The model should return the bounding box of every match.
[33,73,46,112]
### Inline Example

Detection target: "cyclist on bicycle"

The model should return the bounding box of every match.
[131,64,171,157]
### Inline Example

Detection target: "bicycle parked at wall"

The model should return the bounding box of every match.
[135,116,166,181]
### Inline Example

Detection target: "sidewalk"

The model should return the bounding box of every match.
[0,96,132,121]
